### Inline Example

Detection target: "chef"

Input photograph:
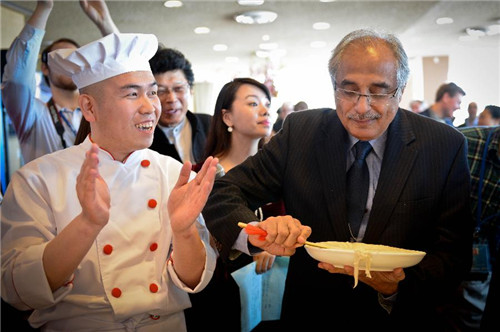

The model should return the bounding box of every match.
[1,32,218,331]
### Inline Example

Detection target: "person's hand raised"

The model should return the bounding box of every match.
[76,143,110,229]
[80,0,119,35]
[168,157,218,236]
[37,0,54,10]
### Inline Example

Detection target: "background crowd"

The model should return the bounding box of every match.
[1,1,499,331]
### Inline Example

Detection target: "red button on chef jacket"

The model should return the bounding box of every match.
[150,242,158,251]
[103,244,113,255]
[149,283,159,293]
[111,288,122,298]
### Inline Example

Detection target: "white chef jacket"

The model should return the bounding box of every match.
[1,137,217,331]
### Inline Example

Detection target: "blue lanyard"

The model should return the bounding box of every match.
[476,129,499,229]
[58,110,78,136]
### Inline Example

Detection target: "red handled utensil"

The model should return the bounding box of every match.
[237,222,328,248]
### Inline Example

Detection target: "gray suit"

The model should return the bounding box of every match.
[202,108,473,329]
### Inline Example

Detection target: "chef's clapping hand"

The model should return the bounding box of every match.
[76,143,111,229]
[318,263,405,296]
[249,216,312,256]
[168,157,218,235]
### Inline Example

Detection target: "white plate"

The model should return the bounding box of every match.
[305,241,426,271]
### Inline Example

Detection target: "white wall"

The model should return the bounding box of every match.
[1,6,24,49]
[197,42,500,127]
[448,44,500,125]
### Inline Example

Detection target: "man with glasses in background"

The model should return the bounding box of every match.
[202,29,472,329]
[148,47,211,164]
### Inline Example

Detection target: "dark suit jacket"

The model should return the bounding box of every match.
[202,108,473,330]
[149,110,212,163]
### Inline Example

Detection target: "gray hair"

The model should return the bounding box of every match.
[328,29,410,90]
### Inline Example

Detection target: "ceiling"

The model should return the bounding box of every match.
[2,0,500,82]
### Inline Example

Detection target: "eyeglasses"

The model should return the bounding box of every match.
[334,84,400,106]
[157,83,190,97]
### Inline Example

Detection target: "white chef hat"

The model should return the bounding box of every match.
[48,32,158,89]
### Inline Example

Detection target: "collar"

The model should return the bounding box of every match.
[348,130,388,159]
[85,135,143,164]
[53,101,80,113]
[161,116,186,135]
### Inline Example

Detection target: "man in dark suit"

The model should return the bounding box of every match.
[148,47,211,163]
[202,29,472,330]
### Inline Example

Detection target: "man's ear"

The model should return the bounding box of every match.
[222,109,233,127]
[79,94,97,122]
[41,62,49,76]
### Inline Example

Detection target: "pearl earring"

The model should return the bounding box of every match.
[227,126,233,133]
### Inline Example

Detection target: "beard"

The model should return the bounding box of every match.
[49,73,77,91]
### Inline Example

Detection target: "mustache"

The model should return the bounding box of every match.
[347,112,381,121]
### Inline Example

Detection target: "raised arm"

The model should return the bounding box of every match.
[2,0,55,158]
[80,0,119,36]
[26,0,53,29]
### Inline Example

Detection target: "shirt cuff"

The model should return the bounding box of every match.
[378,292,398,314]
[231,221,262,255]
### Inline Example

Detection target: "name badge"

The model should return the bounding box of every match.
[471,241,492,273]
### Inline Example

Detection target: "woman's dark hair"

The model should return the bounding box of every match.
[203,78,270,160]
[74,117,90,145]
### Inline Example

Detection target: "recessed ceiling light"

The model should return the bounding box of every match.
[313,22,330,30]
[487,24,500,35]
[213,44,228,51]
[255,50,270,58]
[238,0,265,5]
[310,41,327,48]
[225,57,239,63]
[194,27,210,34]
[259,42,278,50]
[262,34,270,41]
[436,17,453,25]
[465,27,486,37]
[235,11,277,24]
[163,1,183,8]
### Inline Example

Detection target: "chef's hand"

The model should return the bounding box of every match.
[76,143,110,228]
[254,252,276,274]
[318,263,405,295]
[168,157,218,235]
[248,216,311,256]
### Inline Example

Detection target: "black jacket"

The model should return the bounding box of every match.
[149,111,212,163]
[203,108,473,330]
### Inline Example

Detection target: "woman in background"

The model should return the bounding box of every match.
[186,78,285,331]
